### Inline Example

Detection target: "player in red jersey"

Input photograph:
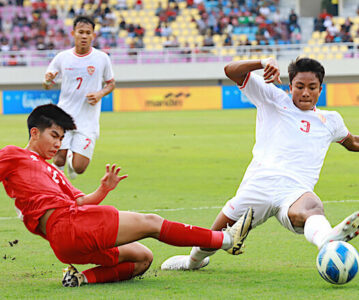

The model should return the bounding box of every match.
[0,104,253,287]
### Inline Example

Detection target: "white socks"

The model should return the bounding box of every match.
[304,215,332,249]
[188,247,216,269]
[221,231,233,250]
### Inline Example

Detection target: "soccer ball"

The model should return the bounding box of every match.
[316,241,359,284]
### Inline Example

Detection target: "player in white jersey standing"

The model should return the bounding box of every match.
[43,16,115,179]
[161,57,359,271]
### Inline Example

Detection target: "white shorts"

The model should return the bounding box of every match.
[222,175,314,234]
[60,130,96,160]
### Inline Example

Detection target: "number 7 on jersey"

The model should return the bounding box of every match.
[76,77,83,89]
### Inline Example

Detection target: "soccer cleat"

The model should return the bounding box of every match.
[66,151,77,180]
[161,255,210,270]
[321,211,359,247]
[62,265,84,287]
[225,207,253,255]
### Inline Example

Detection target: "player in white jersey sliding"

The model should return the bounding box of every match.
[43,16,115,179]
[161,57,359,271]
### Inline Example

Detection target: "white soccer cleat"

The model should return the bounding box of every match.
[161,255,210,271]
[225,207,253,255]
[66,151,77,180]
[62,265,84,287]
[321,211,359,247]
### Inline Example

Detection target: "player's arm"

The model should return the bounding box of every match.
[76,164,127,206]
[224,58,282,85]
[42,72,58,90]
[86,79,115,106]
[341,133,359,152]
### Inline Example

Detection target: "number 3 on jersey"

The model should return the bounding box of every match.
[48,166,66,185]
[300,120,311,133]
[76,77,83,89]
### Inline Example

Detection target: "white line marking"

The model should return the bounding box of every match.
[0,199,358,221]
[0,217,16,220]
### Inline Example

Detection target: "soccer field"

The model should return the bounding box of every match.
[1,108,359,299]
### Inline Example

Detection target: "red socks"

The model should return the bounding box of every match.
[159,219,223,249]
[83,262,135,284]
[81,221,223,283]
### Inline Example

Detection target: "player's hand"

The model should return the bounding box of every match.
[100,164,128,192]
[45,71,58,82]
[262,58,282,84]
[86,92,102,106]
[43,72,58,89]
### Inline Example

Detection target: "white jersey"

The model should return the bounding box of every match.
[46,47,114,137]
[239,72,349,190]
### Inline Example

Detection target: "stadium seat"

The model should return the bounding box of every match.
[320,31,327,39]
[326,53,334,60]
[340,45,348,52]
[321,46,329,53]
[316,53,325,60]
[303,46,312,54]
[312,31,320,40]
[334,17,345,25]
[335,52,343,59]
[330,45,339,53]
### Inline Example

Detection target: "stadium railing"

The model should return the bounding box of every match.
[1,42,359,67]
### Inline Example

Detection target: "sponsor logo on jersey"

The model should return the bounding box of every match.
[87,66,95,75]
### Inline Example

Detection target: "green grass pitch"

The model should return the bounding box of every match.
[1,108,359,299]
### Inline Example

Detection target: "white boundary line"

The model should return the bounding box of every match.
[0,199,358,221]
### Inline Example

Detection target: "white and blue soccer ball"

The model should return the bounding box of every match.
[316,241,359,284]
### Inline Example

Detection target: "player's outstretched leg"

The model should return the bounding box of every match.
[62,265,85,287]
[321,211,359,246]
[66,151,77,180]
[161,207,253,270]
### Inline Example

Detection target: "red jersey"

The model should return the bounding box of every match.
[0,145,85,238]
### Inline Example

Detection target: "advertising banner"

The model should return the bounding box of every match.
[222,84,327,109]
[2,90,60,114]
[0,91,2,115]
[327,83,359,106]
[2,90,113,114]
[114,87,222,112]
[222,86,254,109]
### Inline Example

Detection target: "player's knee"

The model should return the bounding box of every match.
[72,162,88,174]
[288,210,307,227]
[53,155,66,167]
[289,193,324,227]
[289,206,324,227]
[133,249,153,276]
[73,166,87,174]
[144,213,164,227]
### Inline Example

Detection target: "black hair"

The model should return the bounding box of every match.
[73,15,95,30]
[288,57,325,85]
[27,104,76,137]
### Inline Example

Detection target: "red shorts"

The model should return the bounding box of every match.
[46,204,120,267]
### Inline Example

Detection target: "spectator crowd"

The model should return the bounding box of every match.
[1,0,359,66]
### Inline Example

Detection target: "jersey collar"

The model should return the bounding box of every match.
[72,47,93,57]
